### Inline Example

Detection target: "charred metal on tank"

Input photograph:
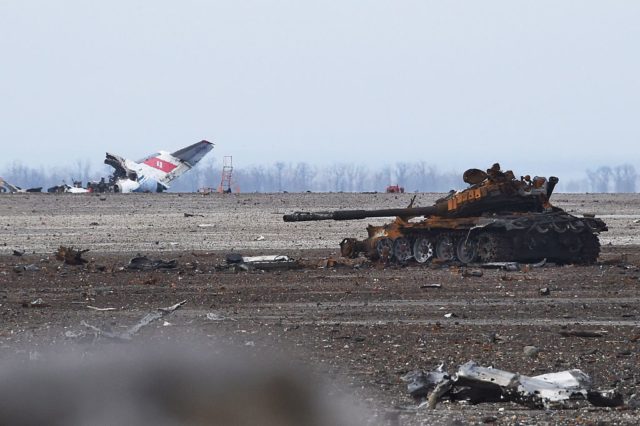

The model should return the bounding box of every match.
[284,164,608,265]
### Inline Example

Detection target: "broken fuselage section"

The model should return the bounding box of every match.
[105,140,213,193]
[284,164,608,265]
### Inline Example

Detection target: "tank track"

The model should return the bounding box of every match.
[364,222,601,265]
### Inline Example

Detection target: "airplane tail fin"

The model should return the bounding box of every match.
[171,140,214,167]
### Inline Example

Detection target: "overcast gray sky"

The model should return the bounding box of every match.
[1,1,638,179]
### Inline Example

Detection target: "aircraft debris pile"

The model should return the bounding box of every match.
[0,177,41,193]
[402,361,624,410]
[105,139,213,193]
[285,164,608,265]
[4,140,213,194]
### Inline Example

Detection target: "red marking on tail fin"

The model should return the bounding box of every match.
[143,157,178,173]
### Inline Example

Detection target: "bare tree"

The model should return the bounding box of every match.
[413,161,438,191]
[586,166,612,193]
[327,163,348,192]
[394,162,411,188]
[372,166,392,191]
[274,162,286,192]
[292,162,315,192]
[613,164,637,193]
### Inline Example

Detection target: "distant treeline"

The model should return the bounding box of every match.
[1,160,637,193]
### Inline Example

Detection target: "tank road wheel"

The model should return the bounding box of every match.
[477,233,498,262]
[561,234,583,254]
[578,232,600,264]
[535,223,551,234]
[376,238,394,260]
[569,220,586,233]
[393,237,413,264]
[552,222,569,233]
[456,236,478,264]
[435,234,456,262]
[413,237,434,264]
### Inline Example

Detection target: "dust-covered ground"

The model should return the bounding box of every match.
[0,193,639,425]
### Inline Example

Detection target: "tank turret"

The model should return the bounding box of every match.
[283,164,606,265]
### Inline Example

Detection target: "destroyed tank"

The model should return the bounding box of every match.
[283,164,607,265]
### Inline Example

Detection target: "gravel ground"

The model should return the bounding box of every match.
[0,193,639,425]
[1,192,639,254]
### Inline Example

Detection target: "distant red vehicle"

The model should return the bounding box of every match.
[385,185,405,193]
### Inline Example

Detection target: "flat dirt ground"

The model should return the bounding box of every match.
[1,192,639,425]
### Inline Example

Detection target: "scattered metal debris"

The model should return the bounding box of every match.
[0,178,41,193]
[482,258,547,271]
[12,250,24,257]
[223,253,299,271]
[87,306,117,312]
[55,246,89,265]
[13,264,39,273]
[126,255,178,271]
[401,364,448,399]
[183,212,204,218]
[539,287,551,296]
[461,268,483,277]
[319,256,368,269]
[23,298,50,308]
[420,284,442,289]
[403,361,624,410]
[481,262,520,271]
[206,312,237,322]
[242,255,292,263]
[81,300,186,342]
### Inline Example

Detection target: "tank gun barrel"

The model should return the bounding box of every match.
[283,206,442,222]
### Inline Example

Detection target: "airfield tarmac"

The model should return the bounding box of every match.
[0,193,639,425]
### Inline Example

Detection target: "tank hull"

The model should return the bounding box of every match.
[340,211,607,265]
[286,164,607,265]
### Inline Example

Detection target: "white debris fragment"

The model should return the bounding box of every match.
[405,361,624,410]
[87,306,117,312]
[242,255,291,263]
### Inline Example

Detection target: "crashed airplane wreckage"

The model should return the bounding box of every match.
[0,177,41,193]
[105,140,213,193]
[403,361,624,410]
[284,164,607,265]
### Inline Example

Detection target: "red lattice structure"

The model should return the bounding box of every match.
[218,156,234,193]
